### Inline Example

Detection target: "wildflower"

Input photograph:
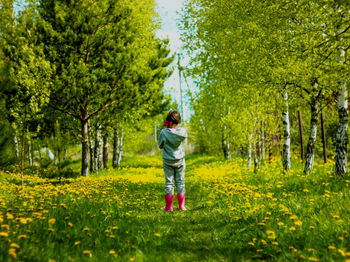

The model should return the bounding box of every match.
[0,232,9,237]
[272,241,278,246]
[309,226,315,229]
[154,233,161,237]
[328,246,336,250]
[1,224,9,230]
[19,218,27,224]
[248,242,254,246]
[48,218,56,224]
[8,248,17,259]
[300,255,305,260]
[18,234,27,239]
[256,249,263,252]
[266,230,276,239]
[10,243,20,249]
[338,249,346,256]
[308,248,315,252]
[109,250,116,255]
[68,222,73,227]
[261,239,267,245]
[83,250,91,255]
[83,227,89,232]
[308,257,319,262]
[289,226,296,231]
[290,215,298,220]
[294,220,302,226]
[332,215,340,219]
[74,241,80,246]
[277,222,284,226]
[6,213,14,220]
[338,236,344,241]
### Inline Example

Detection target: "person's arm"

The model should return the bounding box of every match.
[158,131,165,149]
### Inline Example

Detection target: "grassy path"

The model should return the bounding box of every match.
[1,154,350,261]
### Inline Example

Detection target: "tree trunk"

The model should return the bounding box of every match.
[254,138,259,173]
[117,128,123,165]
[335,46,348,176]
[260,120,265,161]
[247,133,252,171]
[28,138,33,166]
[81,120,89,177]
[298,110,305,161]
[282,91,291,170]
[21,125,25,194]
[55,120,61,165]
[103,133,109,169]
[14,134,19,159]
[94,127,102,172]
[222,125,231,160]
[320,112,327,164]
[304,84,320,174]
[89,137,95,172]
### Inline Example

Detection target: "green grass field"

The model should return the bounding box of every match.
[1,154,350,261]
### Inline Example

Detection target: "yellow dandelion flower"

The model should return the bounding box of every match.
[109,250,116,255]
[308,248,315,252]
[18,234,27,239]
[10,243,20,249]
[19,218,27,224]
[338,236,344,241]
[248,242,254,246]
[8,249,17,259]
[308,257,319,262]
[83,250,91,255]
[1,224,9,231]
[154,233,161,237]
[261,239,267,245]
[290,215,298,220]
[266,230,276,239]
[256,249,263,253]
[48,218,56,224]
[68,222,73,227]
[289,226,296,231]
[277,222,284,226]
[0,232,9,237]
[338,249,346,257]
[74,241,80,246]
[294,220,302,226]
[328,246,336,250]
[272,241,278,246]
[83,227,89,231]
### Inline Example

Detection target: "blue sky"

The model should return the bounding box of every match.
[155,0,193,122]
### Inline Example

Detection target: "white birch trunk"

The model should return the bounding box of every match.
[117,128,123,165]
[94,127,102,172]
[260,120,265,161]
[335,45,348,176]
[282,91,291,170]
[247,133,252,171]
[222,125,231,160]
[304,82,320,174]
[14,135,19,158]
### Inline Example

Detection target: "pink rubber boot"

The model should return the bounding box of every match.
[177,194,187,210]
[164,194,173,211]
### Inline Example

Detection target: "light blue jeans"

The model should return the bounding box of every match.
[163,158,186,195]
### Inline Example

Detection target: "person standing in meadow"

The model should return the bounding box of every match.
[158,110,188,211]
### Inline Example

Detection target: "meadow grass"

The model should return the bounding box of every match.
[0,154,350,261]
